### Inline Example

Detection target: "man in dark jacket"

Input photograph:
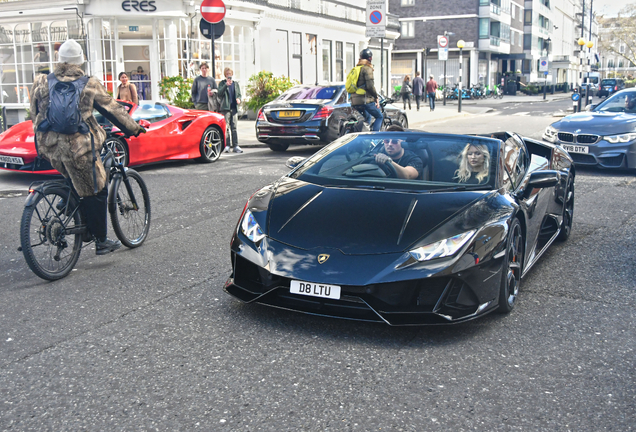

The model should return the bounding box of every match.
[350,49,383,132]
[191,62,218,111]
[30,39,145,255]
[218,67,243,153]
[412,71,425,111]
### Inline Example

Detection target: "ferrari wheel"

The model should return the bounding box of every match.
[199,126,223,163]
[103,137,129,167]
[497,218,523,314]
[557,175,574,241]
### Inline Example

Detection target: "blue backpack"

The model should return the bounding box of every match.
[39,73,89,135]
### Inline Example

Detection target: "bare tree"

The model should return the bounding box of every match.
[599,5,636,68]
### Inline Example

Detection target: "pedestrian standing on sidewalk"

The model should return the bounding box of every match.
[412,72,425,111]
[191,62,217,111]
[426,75,438,112]
[218,67,243,153]
[401,75,412,110]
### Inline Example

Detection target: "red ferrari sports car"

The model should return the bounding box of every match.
[0,100,226,174]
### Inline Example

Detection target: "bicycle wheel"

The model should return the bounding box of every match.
[110,169,151,248]
[20,187,82,280]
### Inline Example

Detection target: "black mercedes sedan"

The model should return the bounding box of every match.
[543,88,636,169]
[255,84,408,152]
[225,130,575,325]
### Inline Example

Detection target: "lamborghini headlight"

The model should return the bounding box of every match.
[409,231,475,262]
[603,133,636,144]
[241,209,265,243]
[543,126,557,143]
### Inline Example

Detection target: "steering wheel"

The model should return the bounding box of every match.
[358,155,398,178]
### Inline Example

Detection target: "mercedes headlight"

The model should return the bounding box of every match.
[241,209,265,243]
[543,126,557,143]
[603,133,636,144]
[409,231,475,262]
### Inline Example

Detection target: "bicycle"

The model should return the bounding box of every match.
[19,130,151,280]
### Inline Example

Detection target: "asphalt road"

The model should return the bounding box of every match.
[0,109,634,430]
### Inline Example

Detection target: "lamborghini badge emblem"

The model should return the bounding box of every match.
[317,254,330,264]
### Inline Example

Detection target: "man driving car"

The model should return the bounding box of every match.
[374,138,422,179]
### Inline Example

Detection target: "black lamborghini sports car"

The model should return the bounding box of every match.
[225,131,575,325]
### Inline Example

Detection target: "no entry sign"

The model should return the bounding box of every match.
[201,0,226,24]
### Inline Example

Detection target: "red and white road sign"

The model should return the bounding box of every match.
[438,36,449,48]
[201,0,226,24]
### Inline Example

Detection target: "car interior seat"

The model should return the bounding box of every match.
[403,140,431,181]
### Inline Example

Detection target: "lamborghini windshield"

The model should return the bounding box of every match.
[289,132,500,191]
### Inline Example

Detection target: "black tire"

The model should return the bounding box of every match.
[110,169,151,248]
[268,143,290,152]
[497,218,524,314]
[199,126,223,163]
[399,115,408,129]
[20,187,82,280]
[103,137,129,167]
[557,175,574,241]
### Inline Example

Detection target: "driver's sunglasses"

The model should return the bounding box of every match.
[384,139,400,146]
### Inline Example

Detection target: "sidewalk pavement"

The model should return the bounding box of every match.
[237,92,571,148]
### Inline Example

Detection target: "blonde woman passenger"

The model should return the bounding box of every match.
[454,143,490,184]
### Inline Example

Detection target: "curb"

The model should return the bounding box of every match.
[0,190,27,198]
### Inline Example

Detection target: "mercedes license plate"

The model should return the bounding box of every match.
[562,144,588,154]
[279,110,301,118]
[290,280,341,300]
[0,155,24,165]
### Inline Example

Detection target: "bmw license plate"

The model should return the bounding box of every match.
[0,155,24,165]
[290,280,341,300]
[562,144,588,154]
[279,110,301,118]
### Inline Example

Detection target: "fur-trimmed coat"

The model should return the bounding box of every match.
[30,63,141,197]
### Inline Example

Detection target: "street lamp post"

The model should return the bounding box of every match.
[457,39,465,113]
[586,40,594,106]
[443,31,454,106]
[577,37,586,112]
[543,37,551,100]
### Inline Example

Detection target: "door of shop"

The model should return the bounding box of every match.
[119,41,156,101]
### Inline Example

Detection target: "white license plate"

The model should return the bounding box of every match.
[0,155,24,165]
[562,144,588,154]
[290,280,341,300]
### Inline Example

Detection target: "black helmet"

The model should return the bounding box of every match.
[360,48,373,60]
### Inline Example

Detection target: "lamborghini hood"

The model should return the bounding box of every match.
[266,180,488,255]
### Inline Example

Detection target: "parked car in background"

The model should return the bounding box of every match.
[0,101,226,174]
[543,88,636,169]
[597,78,625,98]
[225,130,575,325]
[255,84,408,152]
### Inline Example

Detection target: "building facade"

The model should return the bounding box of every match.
[389,0,597,92]
[0,0,398,124]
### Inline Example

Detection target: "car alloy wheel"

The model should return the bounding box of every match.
[497,218,523,313]
[557,175,574,241]
[199,126,223,163]
[103,137,129,167]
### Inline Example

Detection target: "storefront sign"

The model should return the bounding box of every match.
[122,1,157,12]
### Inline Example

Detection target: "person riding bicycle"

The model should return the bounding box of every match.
[350,49,383,132]
[30,39,146,255]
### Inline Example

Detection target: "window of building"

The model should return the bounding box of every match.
[401,21,414,39]
[501,23,510,42]
[522,59,531,73]
[523,34,532,50]
[291,31,302,83]
[346,42,356,73]
[512,4,516,19]
[620,44,626,54]
[335,41,343,81]
[322,39,332,81]
[479,18,490,39]
[306,34,318,85]
[480,0,489,5]
[524,10,532,25]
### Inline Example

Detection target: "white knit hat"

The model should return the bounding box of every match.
[58,39,84,65]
